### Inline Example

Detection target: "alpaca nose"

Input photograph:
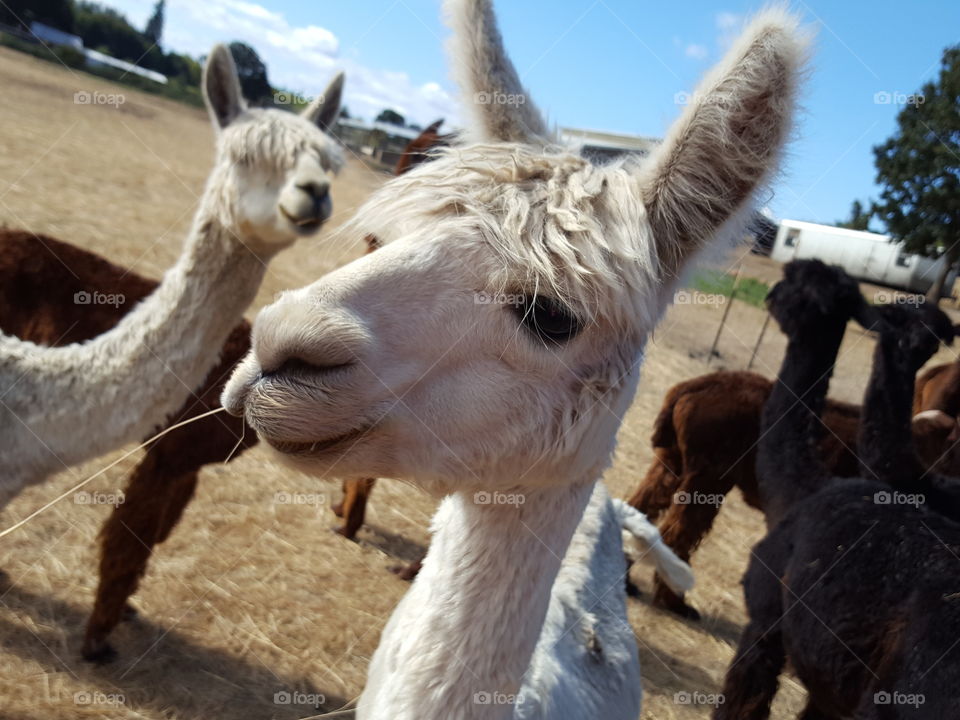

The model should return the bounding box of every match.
[251,295,370,380]
[297,180,331,221]
[262,356,352,380]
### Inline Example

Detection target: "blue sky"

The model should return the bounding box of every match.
[103,0,960,226]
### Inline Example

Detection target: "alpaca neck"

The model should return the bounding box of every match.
[861,335,960,515]
[758,322,847,524]
[859,334,926,485]
[6,188,271,483]
[359,480,596,720]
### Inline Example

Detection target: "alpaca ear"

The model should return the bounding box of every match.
[638,9,807,280]
[302,71,345,131]
[425,118,445,133]
[203,44,246,129]
[444,0,549,143]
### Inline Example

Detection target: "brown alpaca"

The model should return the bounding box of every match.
[913,353,960,416]
[627,368,959,619]
[0,229,375,660]
[394,119,454,175]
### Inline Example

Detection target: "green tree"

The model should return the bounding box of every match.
[836,199,872,231]
[74,2,151,64]
[144,0,164,45]
[375,108,405,126]
[873,44,960,302]
[228,41,273,106]
[1,0,75,32]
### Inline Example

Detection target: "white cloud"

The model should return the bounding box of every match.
[715,11,742,49]
[716,11,740,30]
[267,25,339,55]
[226,0,284,25]
[101,0,459,126]
[684,43,708,60]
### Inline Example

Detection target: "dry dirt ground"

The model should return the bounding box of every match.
[1,48,957,720]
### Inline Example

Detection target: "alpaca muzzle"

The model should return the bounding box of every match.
[221,350,261,417]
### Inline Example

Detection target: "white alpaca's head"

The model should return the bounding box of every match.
[202,44,345,254]
[223,1,805,494]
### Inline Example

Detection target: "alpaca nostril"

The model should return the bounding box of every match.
[262,357,352,380]
[297,181,329,203]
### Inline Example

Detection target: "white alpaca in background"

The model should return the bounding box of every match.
[0,45,344,504]
[222,0,804,717]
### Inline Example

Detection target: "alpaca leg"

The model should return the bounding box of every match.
[651,481,723,620]
[330,479,348,518]
[389,557,423,581]
[335,478,375,539]
[626,448,682,522]
[83,465,198,662]
[713,621,785,720]
[798,701,840,720]
[715,544,788,720]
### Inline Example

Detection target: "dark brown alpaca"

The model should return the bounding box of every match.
[715,259,960,720]
[0,229,376,661]
[394,119,453,175]
[629,361,960,620]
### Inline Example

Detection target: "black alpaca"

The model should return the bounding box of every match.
[715,259,960,720]
[857,302,960,515]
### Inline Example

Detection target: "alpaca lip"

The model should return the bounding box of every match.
[264,426,371,457]
[279,206,324,234]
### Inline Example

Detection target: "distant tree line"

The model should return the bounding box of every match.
[2,0,200,87]
[0,0,328,110]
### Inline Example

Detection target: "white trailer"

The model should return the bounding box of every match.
[771,219,956,296]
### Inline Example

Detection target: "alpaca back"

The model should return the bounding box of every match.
[0,230,155,343]
[914,361,960,416]
[515,483,641,720]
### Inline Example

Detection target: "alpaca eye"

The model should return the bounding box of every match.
[516,296,581,345]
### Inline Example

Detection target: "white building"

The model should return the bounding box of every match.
[29,22,82,50]
[559,127,659,162]
[28,21,166,85]
[84,48,167,84]
[771,219,956,295]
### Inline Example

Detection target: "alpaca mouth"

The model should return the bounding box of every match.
[265,426,372,457]
[279,206,325,235]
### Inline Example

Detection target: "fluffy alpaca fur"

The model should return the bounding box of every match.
[222,2,804,718]
[626,366,960,619]
[716,260,960,719]
[0,46,343,502]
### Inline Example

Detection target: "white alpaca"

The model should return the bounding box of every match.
[222,1,804,717]
[0,45,344,505]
